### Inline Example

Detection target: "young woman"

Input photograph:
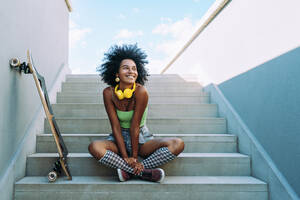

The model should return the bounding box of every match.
[88,44,184,183]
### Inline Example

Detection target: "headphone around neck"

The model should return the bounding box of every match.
[114,82,136,100]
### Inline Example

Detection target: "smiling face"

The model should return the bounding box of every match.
[117,59,138,85]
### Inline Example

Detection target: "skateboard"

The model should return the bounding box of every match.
[9,50,72,182]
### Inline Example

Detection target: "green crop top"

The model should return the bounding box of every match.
[116,107,148,128]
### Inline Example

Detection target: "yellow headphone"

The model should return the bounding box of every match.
[114,82,136,100]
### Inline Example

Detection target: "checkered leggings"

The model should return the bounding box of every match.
[142,147,176,169]
[99,150,135,174]
[98,147,176,174]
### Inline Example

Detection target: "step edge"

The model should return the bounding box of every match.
[28,152,249,158]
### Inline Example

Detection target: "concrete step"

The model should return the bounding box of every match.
[66,74,203,80]
[65,78,190,83]
[56,92,210,103]
[51,103,218,118]
[36,134,237,153]
[15,176,268,200]
[66,74,189,82]
[66,74,183,78]
[64,80,202,87]
[44,117,227,134]
[26,153,250,176]
[61,82,203,93]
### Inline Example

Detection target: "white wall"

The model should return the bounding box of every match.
[166,0,300,84]
[0,0,70,199]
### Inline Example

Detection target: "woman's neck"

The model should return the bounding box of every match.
[119,82,133,91]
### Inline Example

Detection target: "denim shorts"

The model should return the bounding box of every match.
[106,125,154,156]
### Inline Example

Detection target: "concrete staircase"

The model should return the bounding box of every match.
[14,74,268,200]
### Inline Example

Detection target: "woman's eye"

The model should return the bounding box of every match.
[121,65,136,71]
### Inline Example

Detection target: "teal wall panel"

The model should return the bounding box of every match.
[219,46,300,196]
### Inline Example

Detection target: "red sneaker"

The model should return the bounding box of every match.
[117,169,132,182]
[140,168,165,183]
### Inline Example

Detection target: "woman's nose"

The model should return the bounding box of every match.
[128,68,135,73]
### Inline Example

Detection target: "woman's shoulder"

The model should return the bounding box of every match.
[103,86,114,97]
[135,83,148,95]
[135,83,148,102]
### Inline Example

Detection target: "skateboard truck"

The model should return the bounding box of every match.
[48,160,62,182]
[9,58,31,74]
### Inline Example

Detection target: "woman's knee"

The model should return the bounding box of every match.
[167,138,185,155]
[88,141,107,160]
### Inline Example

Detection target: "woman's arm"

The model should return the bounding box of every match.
[103,87,129,159]
[130,85,149,159]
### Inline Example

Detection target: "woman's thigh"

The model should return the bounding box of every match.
[138,137,184,157]
[88,140,119,160]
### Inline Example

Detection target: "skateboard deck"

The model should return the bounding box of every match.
[20,50,72,182]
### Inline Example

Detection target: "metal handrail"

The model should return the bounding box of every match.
[65,0,72,12]
[160,0,231,74]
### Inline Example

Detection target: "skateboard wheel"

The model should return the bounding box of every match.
[48,171,58,182]
[9,58,20,68]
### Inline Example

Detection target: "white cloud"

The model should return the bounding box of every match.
[114,29,143,39]
[133,8,140,13]
[152,17,200,57]
[160,17,172,23]
[96,48,106,57]
[148,17,203,74]
[69,20,91,49]
[118,14,126,20]
[148,42,154,48]
[71,63,98,74]
[71,67,97,74]
[81,41,87,48]
[153,17,196,39]
[147,57,170,74]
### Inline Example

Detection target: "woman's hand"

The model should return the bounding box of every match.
[133,161,144,175]
[124,157,137,168]
[124,157,144,175]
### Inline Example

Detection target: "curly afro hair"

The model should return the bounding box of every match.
[97,44,149,86]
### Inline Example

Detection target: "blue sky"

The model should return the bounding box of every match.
[69,0,216,74]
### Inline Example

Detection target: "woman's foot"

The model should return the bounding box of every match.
[117,169,132,182]
[140,168,165,183]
